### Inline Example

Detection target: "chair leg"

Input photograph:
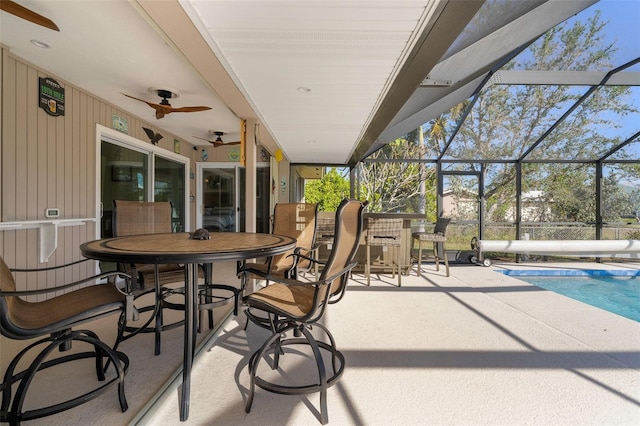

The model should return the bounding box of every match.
[395,246,401,287]
[366,244,371,286]
[299,326,329,425]
[155,300,162,356]
[2,331,129,424]
[442,241,450,277]
[245,323,343,425]
[390,246,395,279]
[417,240,423,275]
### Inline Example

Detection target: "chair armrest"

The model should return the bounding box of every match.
[253,261,357,288]
[290,250,326,266]
[4,269,138,321]
[1,271,132,297]
[9,258,89,273]
[238,264,272,281]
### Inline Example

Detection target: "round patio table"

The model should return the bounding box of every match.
[81,231,296,421]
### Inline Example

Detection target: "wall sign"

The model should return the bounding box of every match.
[112,115,128,133]
[228,147,240,162]
[39,77,65,116]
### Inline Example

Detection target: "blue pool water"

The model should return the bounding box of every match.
[500,270,640,322]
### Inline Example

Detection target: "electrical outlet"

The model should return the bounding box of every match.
[45,208,60,218]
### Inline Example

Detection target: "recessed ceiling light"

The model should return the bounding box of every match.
[30,39,50,49]
[297,86,311,93]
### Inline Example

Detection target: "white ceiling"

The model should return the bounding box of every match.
[181,0,442,164]
[0,0,596,165]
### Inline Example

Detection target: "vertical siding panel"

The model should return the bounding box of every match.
[15,61,30,287]
[72,91,86,281]
[70,88,80,281]
[49,74,61,291]
[54,76,66,288]
[1,54,17,269]
[36,71,50,296]
[86,97,95,220]
[80,96,95,280]
[26,67,39,293]
[79,92,87,218]
[2,53,197,294]
[62,88,73,283]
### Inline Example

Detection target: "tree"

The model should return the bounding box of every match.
[304,168,350,211]
[602,173,640,222]
[425,11,637,222]
[357,138,436,214]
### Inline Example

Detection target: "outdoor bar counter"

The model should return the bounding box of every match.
[317,213,426,275]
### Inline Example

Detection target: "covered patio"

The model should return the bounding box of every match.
[1,1,639,424]
[5,262,638,425]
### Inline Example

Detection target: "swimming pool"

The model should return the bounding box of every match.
[500,269,640,322]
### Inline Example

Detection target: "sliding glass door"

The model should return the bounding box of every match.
[155,157,186,232]
[97,125,189,238]
[196,163,245,232]
[195,162,271,233]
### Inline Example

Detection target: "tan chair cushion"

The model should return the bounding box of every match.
[9,284,125,331]
[245,283,315,318]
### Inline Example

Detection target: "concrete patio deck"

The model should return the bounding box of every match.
[140,261,640,425]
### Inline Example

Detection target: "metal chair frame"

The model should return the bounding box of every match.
[243,199,367,425]
[0,258,130,425]
[240,203,319,329]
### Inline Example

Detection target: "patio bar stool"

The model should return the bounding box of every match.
[365,218,403,286]
[412,217,451,277]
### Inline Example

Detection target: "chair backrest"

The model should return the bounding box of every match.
[319,199,367,300]
[365,218,403,246]
[113,200,172,236]
[434,217,451,236]
[0,256,20,333]
[270,203,318,270]
[315,211,335,244]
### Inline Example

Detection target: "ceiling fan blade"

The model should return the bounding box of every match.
[193,136,224,147]
[1,1,59,31]
[122,93,161,109]
[169,106,212,113]
[123,93,170,119]
[123,93,209,119]
[193,136,215,143]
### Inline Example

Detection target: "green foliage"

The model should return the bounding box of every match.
[602,173,640,221]
[304,168,350,211]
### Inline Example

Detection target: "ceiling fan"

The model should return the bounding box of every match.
[193,131,241,148]
[0,0,59,31]
[122,89,211,120]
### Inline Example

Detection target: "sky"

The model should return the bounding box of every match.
[593,0,640,66]
[591,0,640,159]
[514,0,639,160]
